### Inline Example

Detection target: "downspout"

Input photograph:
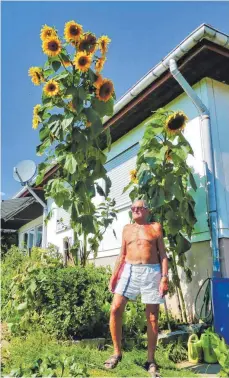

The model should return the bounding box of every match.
[169,59,221,278]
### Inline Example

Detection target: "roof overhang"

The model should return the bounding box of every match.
[1,197,43,230]
[103,39,229,143]
[13,24,229,198]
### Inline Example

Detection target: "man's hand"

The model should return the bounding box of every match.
[159,278,169,297]
[109,275,117,293]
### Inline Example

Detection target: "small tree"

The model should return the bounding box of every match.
[29,22,117,266]
[124,109,197,322]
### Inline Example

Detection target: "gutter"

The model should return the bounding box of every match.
[13,24,229,200]
[169,58,221,278]
[103,23,229,125]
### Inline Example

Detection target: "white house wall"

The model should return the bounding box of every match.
[90,78,213,261]
[45,198,74,253]
[206,79,229,237]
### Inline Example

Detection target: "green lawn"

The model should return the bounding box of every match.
[2,331,199,377]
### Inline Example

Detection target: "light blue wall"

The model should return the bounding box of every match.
[105,78,229,243]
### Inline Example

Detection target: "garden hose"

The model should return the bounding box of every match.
[194,277,213,324]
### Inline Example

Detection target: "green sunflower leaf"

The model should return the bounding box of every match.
[62,113,74,130]
[92,97,114,117]
[64,154,77,174]
[52,60,61,72]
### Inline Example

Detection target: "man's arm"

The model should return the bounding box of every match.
[112,226,127,278]
[155,223,169,296]
[109,226,127,292]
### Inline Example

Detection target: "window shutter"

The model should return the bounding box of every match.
[105,144,139,208]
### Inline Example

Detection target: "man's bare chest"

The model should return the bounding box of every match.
[125,224,158,246]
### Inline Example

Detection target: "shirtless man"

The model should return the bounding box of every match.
[104,199,169,375]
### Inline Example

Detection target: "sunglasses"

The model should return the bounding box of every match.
[131,206,148,212]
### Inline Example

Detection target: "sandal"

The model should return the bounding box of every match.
[104,354,122,369]
[144,361,160,377]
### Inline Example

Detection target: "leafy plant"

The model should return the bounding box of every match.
[204,328,229,377]
[124,108,198,322]
[5,256,113,339]
[29,21,117,266]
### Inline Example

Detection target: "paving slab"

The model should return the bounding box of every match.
[177,361,221,377]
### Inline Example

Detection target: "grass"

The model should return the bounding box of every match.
[2,331,199,377]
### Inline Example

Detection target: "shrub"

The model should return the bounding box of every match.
[5,252,113,339]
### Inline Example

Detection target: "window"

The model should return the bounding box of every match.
[105,143,140,208]
[36,225,43,247]
[21,225,43,250]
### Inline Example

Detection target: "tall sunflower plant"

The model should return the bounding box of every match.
[124,109,198,322]
[29,22,117,266]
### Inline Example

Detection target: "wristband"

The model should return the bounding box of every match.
[161,274,169,278]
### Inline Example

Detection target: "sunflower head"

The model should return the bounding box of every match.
[165,111,188,135]
[130,169,138,184]
[43,80,60,97]
[95,56,106,73]
[78,33,97,54]
[98,35,111,55]
[33,104,41,116]
[93,74,103,88]
[32,116,39,130]
[96,78,114,103]
[42,36,62,57]
[40,25,57,41]
[28,67,44,85]
[64,21,83,43]
[73,51,92,72]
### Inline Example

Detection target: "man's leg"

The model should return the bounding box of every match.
[145,304,159,363]
[110,293,128,356]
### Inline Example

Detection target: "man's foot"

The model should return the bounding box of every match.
[144,361,160,377]
[104,354,122,369]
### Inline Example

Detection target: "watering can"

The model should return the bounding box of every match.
[188,334,203,364]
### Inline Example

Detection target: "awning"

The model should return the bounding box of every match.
[1,197,43,230]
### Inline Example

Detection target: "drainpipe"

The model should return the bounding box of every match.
[169,59,221,278]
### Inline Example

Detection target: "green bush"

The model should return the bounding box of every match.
[4,248,113,339]
[1,246,28,319]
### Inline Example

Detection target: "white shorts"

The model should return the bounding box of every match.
[114,263,164,304]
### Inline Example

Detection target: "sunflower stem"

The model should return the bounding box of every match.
[58,54,70,74]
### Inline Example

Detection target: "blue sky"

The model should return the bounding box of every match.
[2,1,229,199]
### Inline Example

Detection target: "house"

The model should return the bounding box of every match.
[2,24,229,322]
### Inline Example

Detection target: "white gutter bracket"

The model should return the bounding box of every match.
[169,58,221,278]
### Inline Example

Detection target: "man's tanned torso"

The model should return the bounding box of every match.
[123,222,162,265]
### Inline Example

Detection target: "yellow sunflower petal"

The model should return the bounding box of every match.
[43,79,60,97]
[95,56,106,73]
[78,32,97,54]
[165,111,188,135]
[40,25,57,41]
[64,21,83,43]
[32,115,39,130]
[42,36,62,57]
[28,67,44,86]
[33,104,41,116]
[73,51,92,72]
[96,78,114,102]
[98,35,111,55]
[93,74,103,88]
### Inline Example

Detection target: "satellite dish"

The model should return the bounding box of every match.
[13,160,37,185]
